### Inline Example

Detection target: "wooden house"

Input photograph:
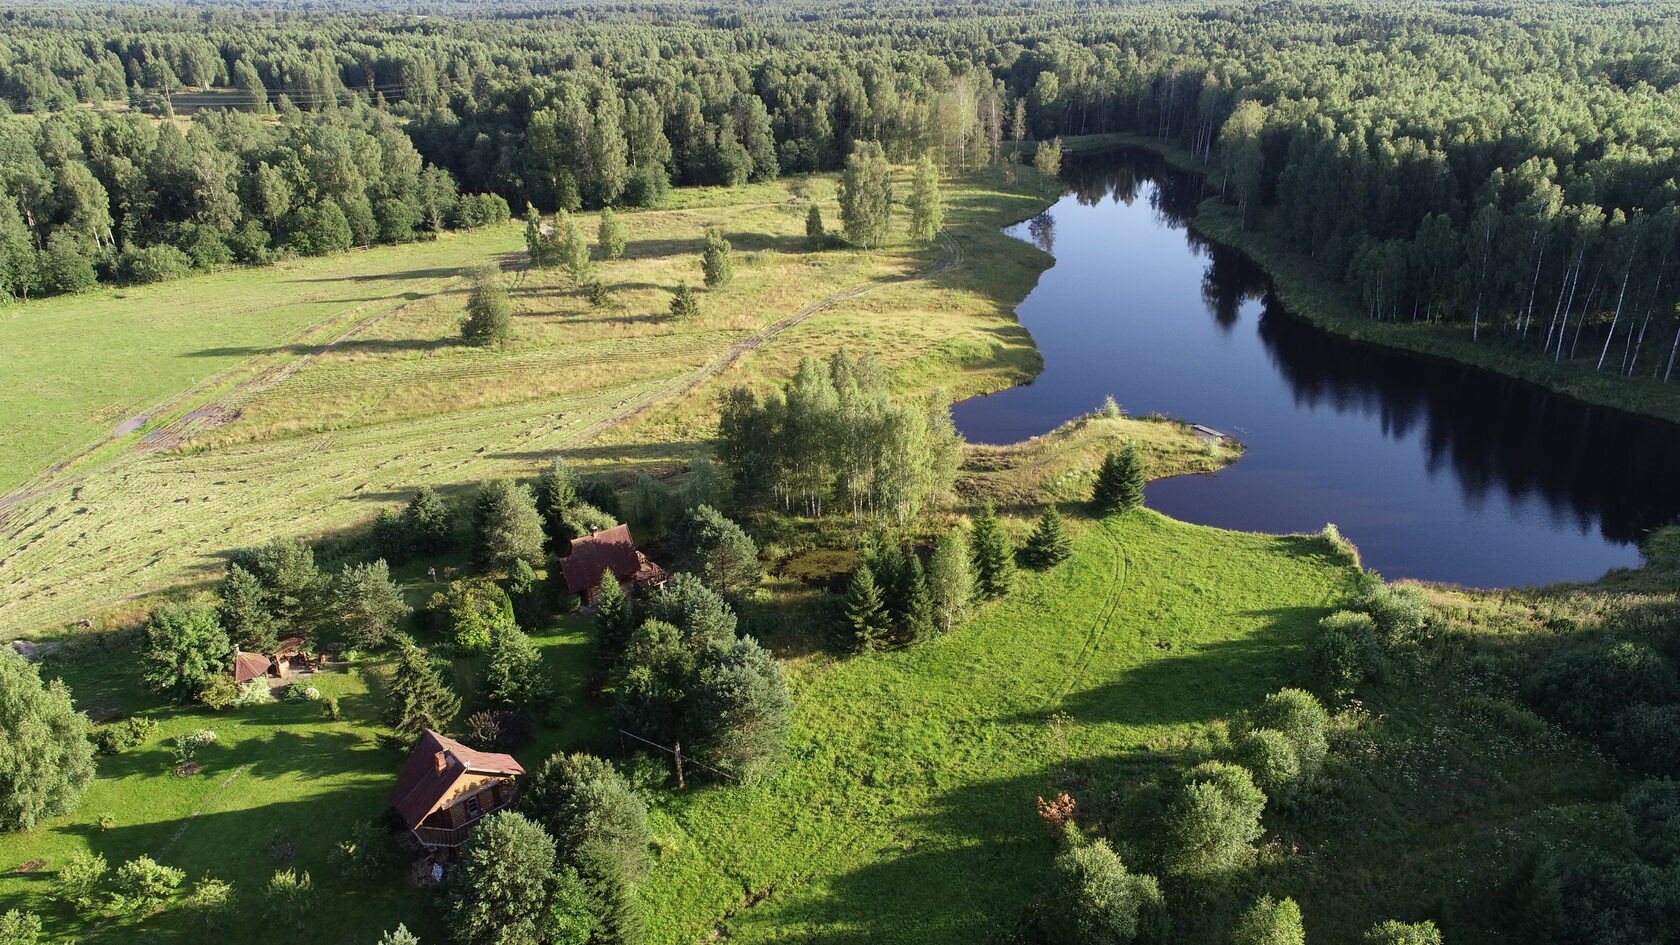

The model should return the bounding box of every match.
[390,730,525,850]
[560,523,667,606]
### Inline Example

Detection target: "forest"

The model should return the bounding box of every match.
[4,0,1680,384]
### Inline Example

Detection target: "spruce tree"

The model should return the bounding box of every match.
[1024,506,1073,568]
[218,563,279,653]
[805,203,825,250]
[701,227,733,288]
[387,635,461,738]
[927,528,975,633]
[970,503,1015,599]
[897,555,935,644]
[597,207,626,261]
[404,486,453,553]
[460,265,512,347]
[669,281,699,320]
[844,562,890,650]
[591,575,636,671]
[1091,446,1145,515]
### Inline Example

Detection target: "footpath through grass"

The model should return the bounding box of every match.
[637,510,1359,943]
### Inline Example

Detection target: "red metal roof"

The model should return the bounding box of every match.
[389,730,525,830]
[560,524,642,593]
[232,651,270,684]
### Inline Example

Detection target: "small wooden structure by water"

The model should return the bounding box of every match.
[1191,424,1229,442]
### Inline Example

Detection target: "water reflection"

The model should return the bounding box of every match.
[953,148,1680,585]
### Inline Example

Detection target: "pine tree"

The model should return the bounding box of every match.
[329,559,411,652]
[597,207,625,261]
[844,562,890,650]
[897,555,935,644]
[927,528,975,633]
[460,265,512,347]
[473,480,546,572]
[970,502,1015,599]
[1023,506,1073,568]
[701,227,733,288]
[805,203,825,250]
[387,634,460,738]
[1091,447,1146,515]
[909,153,944,244]
[669,281,699,320]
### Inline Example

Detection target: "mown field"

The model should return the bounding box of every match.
[0,168,1057,635]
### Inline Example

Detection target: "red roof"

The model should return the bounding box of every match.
[232,651,270,684]
[390,730,525,830]
[560,524,642,593]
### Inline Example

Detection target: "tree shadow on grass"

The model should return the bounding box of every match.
[184,337,452,358]
[287,266,466,283]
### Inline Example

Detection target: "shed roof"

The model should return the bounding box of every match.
[560,524,642,593]
[232,651,271,684]
[390,730,525,830]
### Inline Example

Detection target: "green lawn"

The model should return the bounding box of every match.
[0,612,602,945]
[637,509,1360,943]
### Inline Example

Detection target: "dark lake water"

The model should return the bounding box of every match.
[951,149,1680,587]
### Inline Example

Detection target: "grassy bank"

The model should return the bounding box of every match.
[1069,132,1680,425]
[0,167,1063,636]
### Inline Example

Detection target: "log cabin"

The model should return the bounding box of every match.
[390,730,525,850]
[560,523,667,607]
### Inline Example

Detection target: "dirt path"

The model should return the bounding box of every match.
[570,227,963,444]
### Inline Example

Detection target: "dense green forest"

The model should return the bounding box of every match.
[4,0,1680,382]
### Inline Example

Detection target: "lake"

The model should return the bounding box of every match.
[951,148,1680,587]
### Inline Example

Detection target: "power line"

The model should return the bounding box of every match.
[616,728,739,782]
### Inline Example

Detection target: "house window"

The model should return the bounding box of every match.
[465,794,482,821]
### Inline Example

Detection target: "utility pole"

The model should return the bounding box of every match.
[673,740,685,789]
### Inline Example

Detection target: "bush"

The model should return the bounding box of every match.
[1349,583,1430,648]
[463,710,532,753]
[1308,610,1386,700]
[1160,761,1266,881]
[1043,830,1164,945]
[1233,895,1306,945]
[232,679,272,707]
[1230,729,1300,800]
[281,683,320,702]
[1363,919,1444,945]
[429,579,518,655]
[263,869,312,930]
[186,877,235,933]
[0,910,41,945]
[1527,639,1680,734]
[111,855,184,911]
[321,696,341,721]
[90,716,158,755]
[172,730,217,767]
[198,673,240,710]
[56,850,106,904]
[335,819,393,880]
[1611,704,1680,775]
[1247,688,1330,781]
[118,244,192,285]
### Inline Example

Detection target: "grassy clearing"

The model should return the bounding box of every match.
[0,596,602,945]
[635,510,1359,943]
[0,168,1066,636]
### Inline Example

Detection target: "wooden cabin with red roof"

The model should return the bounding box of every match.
[560,523,667,606]
[390,730,525,850]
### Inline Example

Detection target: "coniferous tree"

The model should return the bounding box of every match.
[927,528,975,633]
[597,207,626,261]
[1024,505,1074,568]
[0,647,96,832]
[701,228,733,288]
[460,265,513,347]
[845,562,890,649]
[386,634,461,738]
[591,576,636,671]
[404,486,453,554]
[329,559,411,653]
[218,564,279,654]
[1091,447,1145,515]
[484,627,549,709]
[908,154,944,244]
[669,281,700,320]
[805,203,826,249]
[473,480,546,572]
[895,555,935,644]
[970,503,1015,599]
[448,812,592,945]
[671,505,761,592]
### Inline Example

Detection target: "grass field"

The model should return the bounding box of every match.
[636,510,1359,943]
[0,169,1060,636]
